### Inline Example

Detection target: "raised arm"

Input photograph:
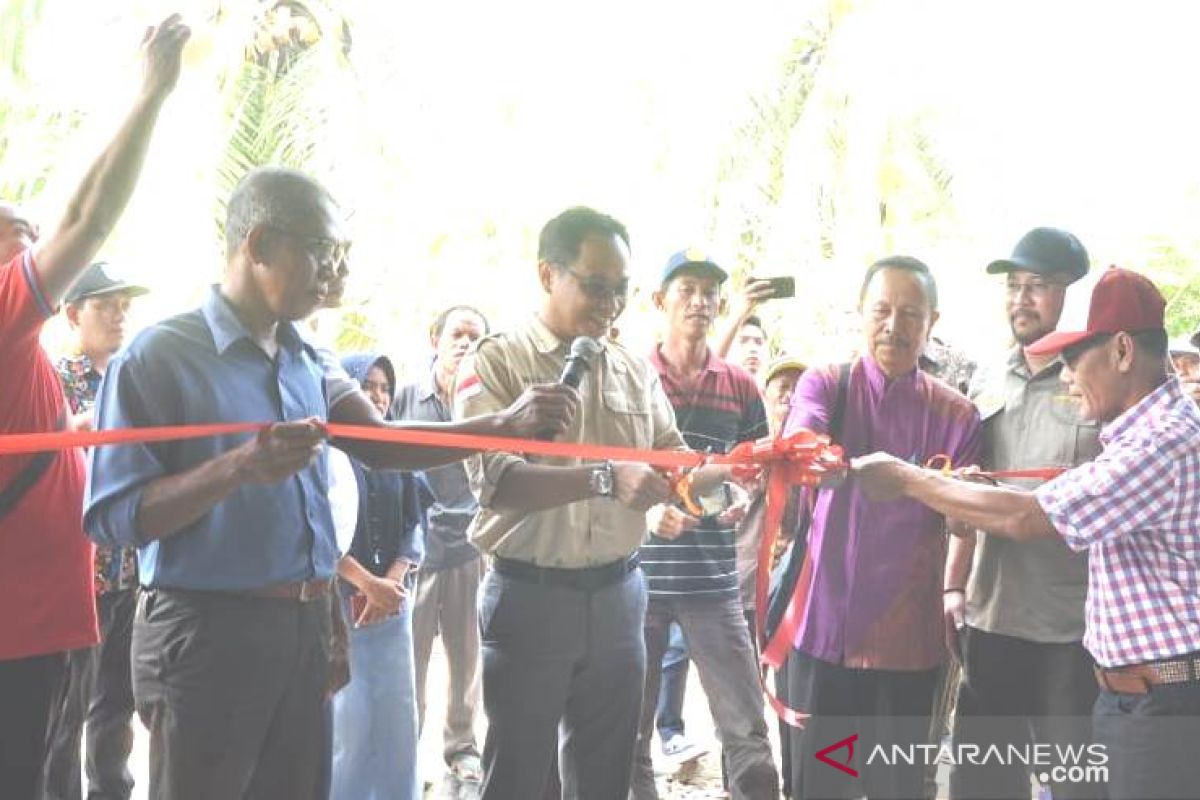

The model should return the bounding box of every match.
[34,14,189,305]
[713,279,774,359]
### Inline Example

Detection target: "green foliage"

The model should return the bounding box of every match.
[1142,236,1200,338]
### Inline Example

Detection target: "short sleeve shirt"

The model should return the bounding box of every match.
[56,353,139,595]
[0,250,98,660]
[1035,378,1200,668]
[455,317,687,568]
[966,349,1100,642]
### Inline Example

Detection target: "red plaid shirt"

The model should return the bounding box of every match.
[1036,378,1200,668]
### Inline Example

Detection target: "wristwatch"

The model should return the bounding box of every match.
[589,460,615,497]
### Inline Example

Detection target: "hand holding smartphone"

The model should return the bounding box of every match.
[748,276,796,300]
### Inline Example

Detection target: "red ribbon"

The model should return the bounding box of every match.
[1,421,1062,729]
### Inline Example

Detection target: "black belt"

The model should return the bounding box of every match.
[493,553,639,591]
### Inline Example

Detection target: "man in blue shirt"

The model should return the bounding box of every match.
[85,167,578,799]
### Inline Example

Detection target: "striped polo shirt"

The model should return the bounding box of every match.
[641,346,768,598]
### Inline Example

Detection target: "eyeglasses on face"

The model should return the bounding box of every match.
[1061,333,1114,368]
[558,264,629,302]
[1005,277,1066,298]
[266,225,352,273]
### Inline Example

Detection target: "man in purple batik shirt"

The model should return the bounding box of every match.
[782,256,981,800]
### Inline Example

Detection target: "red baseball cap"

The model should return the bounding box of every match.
[1026,266,1166,357]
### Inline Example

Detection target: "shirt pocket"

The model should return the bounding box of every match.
[601,368,653,449]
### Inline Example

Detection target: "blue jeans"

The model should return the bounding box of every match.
[1093,679,1200,800]
[655,622,689,740]
[331,590,419,800]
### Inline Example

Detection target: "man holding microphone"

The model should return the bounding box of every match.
[456,207,731,800]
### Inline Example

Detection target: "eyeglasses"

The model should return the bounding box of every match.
[559,265,629,302]
[1005,278,1066,298]
[267,226,352,273]
[1061,333,1113,368]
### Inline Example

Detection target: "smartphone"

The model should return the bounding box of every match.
[751,276,796,300]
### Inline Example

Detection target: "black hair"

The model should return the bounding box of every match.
[223,166,335,257]
[430,304,489,341]
[537,206,630,267]
[1131,328,1168,360]
[742,314,765,335]
[858,255,938,312]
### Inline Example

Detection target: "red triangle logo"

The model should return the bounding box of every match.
[815,733,859,777]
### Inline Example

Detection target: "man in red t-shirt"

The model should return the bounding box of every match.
[0,16,188,797]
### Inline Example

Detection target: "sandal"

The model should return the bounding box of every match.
[449,752,483,783]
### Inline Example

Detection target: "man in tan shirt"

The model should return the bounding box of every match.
[456,206,723,799]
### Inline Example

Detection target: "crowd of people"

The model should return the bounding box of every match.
[3,14,1200,800]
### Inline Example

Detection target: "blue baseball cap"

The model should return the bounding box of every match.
[986,227,1089,284]
[661,248,728,287]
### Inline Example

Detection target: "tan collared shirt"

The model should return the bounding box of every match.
[967,347,1101,642]
[454,316,686,568]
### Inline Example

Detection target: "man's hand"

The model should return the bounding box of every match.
[943,589,966,662]
[357,575,405,626]
[729,279,776,324]
[140,14,190,103]
[612,462,672,512]
[497,383,579,440]
[647,504,700,540]
[235,419,326,485]
[850,452,915,502]
[69,410,95,433]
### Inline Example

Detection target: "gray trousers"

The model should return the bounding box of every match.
[43,588,137,800]
[132,589,331,800]
[478,566,647,800]
[630,594,779,800]
[412,557,483,765]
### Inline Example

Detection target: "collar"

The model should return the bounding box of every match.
[1100,377,1180,445]
[1007,345,1064,381]
[202,286,305,356]
[529,315,570,355]
[418,364,441,402]
[862,353,920,394]
[648,343,725,377]
[59,352,98,376]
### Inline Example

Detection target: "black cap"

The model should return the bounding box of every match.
[661,248,728,286]
[985,227,1089,284]
[63,262,149,305]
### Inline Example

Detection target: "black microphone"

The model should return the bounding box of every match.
[536,336,602,440]
[559,336,602,389]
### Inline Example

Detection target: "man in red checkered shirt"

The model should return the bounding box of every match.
[855,267,1200,800]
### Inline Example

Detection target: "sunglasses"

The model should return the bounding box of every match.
[1061,333,1114,368]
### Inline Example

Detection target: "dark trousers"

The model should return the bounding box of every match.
[786,651,939,800]
[478,566,646,800]
[43,589,137,800]
[132,588,331,800]
[950,626,1099,800]
[1093,676,1200,800]
[0,651,68,799]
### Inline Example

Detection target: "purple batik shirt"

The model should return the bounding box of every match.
[784,357,982,670]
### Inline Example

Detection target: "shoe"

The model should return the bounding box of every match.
[449,752,483,783]
[660,733,708,765]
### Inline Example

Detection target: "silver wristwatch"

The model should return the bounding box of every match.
[589,460,615,497]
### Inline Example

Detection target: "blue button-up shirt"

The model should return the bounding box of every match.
[84,288,337,591]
